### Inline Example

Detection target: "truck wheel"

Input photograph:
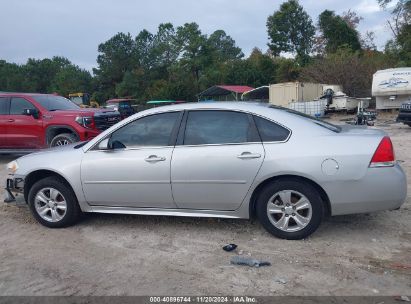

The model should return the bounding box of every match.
[28,177,81,228]
[50,133,77,147]
[256,180,324,240]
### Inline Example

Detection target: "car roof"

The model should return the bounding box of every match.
[142,101,271,112]
[128,101,306,127]
[82,101,338,151]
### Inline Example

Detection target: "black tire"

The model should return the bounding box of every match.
[49,133,77,147]
[28,177,81,228]
[256,179,324,240]
[407,123,411,127]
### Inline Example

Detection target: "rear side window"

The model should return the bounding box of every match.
[254,116,290,142]
[0,97,8,114]
[184,110,256,145]
[10,98,36,115]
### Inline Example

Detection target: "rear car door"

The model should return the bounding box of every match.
[0,97,10,148]
[7,97,43,149]
[81,111,182,208]
[171,110,265,211]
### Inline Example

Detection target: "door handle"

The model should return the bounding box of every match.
[145,155,166,162]
[237,152,261,159]
[7,119,14,123]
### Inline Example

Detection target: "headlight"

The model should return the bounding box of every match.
[75,116,94,129]
[7,161,19,174]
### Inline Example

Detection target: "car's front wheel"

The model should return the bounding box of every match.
[256,180,324,240]
[28,177,81,228]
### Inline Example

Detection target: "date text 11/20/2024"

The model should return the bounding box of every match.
[149,296,257,303]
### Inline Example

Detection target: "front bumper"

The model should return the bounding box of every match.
[4,176,24,203]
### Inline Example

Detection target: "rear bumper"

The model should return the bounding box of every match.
[4,176,24,203]
[325,164,407,216]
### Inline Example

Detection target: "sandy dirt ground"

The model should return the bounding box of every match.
[0,113,410,296]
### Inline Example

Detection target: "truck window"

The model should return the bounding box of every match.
[0,97,8,114]
[10,98,36,115]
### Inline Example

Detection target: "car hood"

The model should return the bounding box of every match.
[18,142,84,160]
[50,108,118,117]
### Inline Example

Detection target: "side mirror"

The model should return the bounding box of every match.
[98,138,110,150]
[24,108,39,119]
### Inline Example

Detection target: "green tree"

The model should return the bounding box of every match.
[300,47,395,97]
[50,65,92,97]
[207,30,244,62]
[318,10,362,53]
[267,0,315,64]
[94,32,136,100]
[0,60,25,92]
[175,23,209,91]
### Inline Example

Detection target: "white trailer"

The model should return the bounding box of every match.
[372,68,411,110]
[269,82,341,106]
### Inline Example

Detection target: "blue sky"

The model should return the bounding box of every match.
[0,0,394,71]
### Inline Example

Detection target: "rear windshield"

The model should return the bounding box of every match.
[269,105,341,133]
[32,95,80,111]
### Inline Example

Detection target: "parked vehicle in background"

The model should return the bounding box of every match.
[105,99,135,119]
[397,101,411,127]
[5,103,406,240]
[68,93,99,108]
[0,93,121,153]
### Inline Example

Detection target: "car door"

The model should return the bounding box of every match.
[7,97,43,149]
[0,97,9,148]
[171,110,265,211]
[81,111,183,208]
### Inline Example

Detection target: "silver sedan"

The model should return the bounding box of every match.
[5,103,407,239]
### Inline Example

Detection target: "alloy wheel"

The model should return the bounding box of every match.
[34,187,67,222]
[266,190,312,232]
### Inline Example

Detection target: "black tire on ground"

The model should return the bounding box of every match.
[407,123,411,127]
[256,179,324,240]
[49,133,78,147]
[28,177,81,228]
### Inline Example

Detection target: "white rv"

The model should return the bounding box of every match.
[372,68,411,110]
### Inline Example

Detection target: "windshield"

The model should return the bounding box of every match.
[32,95,80,111]
[269,105,341,133]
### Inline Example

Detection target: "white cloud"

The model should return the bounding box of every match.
[355,0,382,14]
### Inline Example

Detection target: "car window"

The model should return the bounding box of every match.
[109,112,180,148]
[254,116,290,142]
[269,105,341,133]
[0,97,8,114]
[31,95,80,111]
[10,98,36,115]
[184,110,255,145]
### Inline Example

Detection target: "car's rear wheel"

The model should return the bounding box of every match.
[50,133,77,147]
[256,180,324,240]
[28,177,81,228]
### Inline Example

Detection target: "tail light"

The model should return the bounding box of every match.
[369,136,395,168]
